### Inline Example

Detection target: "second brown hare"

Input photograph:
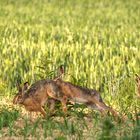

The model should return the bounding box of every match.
[54,80,118,118]
[53,66,119,118]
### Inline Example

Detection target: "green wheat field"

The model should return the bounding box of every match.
[0,0,140,139]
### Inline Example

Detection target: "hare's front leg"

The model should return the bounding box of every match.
[30,99,47,118]
[60,96,67,113]
[39,107,46,118]
[47,98,56,115]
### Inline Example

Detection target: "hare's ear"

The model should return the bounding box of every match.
[59,65,65,75]
[53,65,65,81]
[16,83,22,92]
[23,82,29,91]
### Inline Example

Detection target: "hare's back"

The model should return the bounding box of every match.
[25,79,51,97]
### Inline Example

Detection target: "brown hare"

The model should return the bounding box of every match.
[13,79,67,117]
[54,79,118,117]
[52,66,118,118]
[135,74,140,98]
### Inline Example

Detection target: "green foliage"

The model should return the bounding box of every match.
[0,108,19,129]
[54,136,67,140]
[0,0,140,139]
[98,117,116,140]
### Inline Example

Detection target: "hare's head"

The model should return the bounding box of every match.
[13,82,29,104]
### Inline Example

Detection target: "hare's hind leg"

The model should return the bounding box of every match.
[98,103,119,119]
[106,106,118,117]
[90,98,118,118]
[86,102,106,117]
